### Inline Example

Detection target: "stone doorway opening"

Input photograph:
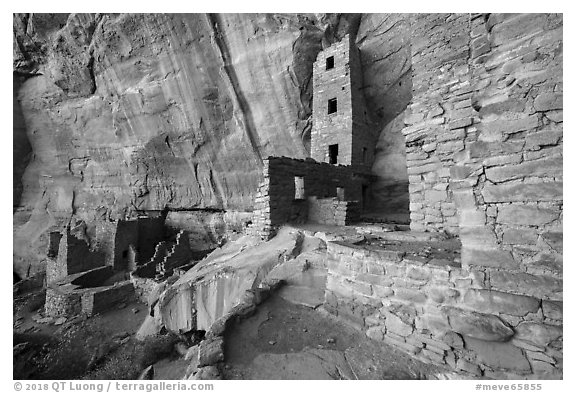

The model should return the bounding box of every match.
[329,144,339,164]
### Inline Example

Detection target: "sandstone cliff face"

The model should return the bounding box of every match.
[13,13,412,277]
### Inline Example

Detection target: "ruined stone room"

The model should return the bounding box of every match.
[13,13,563,381]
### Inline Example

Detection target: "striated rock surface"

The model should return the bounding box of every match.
[157,227,303,333]
[356,14,412,221]
[13,13,412,277]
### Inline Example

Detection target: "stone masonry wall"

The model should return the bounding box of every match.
[326,13,562,379]
[131,230,192,278]
[248,156,363,238]
[112,219,139,270]
[95,217,166,270]
[325,240,562,379]
[47,232,62,258]
[45,287,82,317]
[311,35,375,169]
[48,229,105,284]
[131,276,163,304]
[404,13,562,240]
[311,35,354,165]
[458,13,563,285]
[81,281,135,317]
[308,197,360,226]
[403,13,472,234]
[94,220,119,267]
[157,230,192,277]
[136,216,166,262]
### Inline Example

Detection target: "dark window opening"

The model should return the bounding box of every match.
[326,56,334,70]
[294,176,305,200]
[362,185,369,210]
[362,147,368,163]
[329,144,339,164]
[328,98,337,114]
[122,250,128,259]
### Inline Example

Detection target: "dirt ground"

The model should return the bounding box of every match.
[222,294,445,380]
[13,288,164,380]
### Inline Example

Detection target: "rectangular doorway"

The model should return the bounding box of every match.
[294,176,305,200]
[329,144,339,164]
[362,184,369,210]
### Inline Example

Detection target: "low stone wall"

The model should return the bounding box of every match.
[308,197,359,226]
[45,267,135,318]
[249,156,365,238]
[45,287,82,317]
[70,266,114,288]
[324,241,562,379]
[81,281,135,316]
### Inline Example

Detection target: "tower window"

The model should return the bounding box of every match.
[329,144,339,164]
[326,56,334,70]
[328,98,337,114]
[336,187,345,200]
[362,147,368,163]
[294,176,305,200]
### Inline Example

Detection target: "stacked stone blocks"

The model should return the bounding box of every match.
[247,157,362,238]
[327,12,563,378]
[308,197,360,226]
[311,34,377,170]
[47,228,105,284]
[325,239,562,379]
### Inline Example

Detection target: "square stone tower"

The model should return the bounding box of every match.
[311,34,375,170]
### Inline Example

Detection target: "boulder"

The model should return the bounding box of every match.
[184,345,200,378]
[198,337,224,367]
[189,365,221,380]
